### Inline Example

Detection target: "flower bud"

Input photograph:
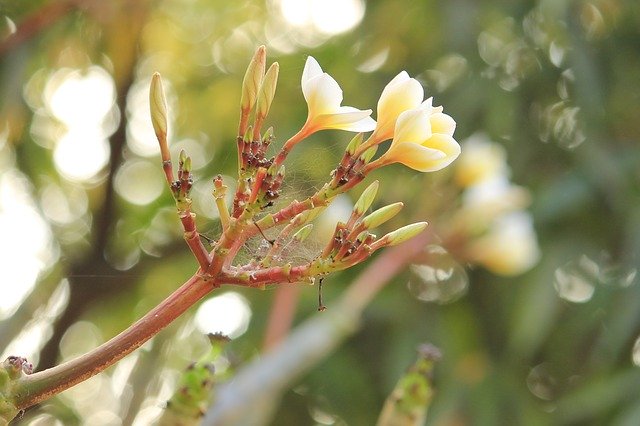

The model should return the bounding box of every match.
[149,72,168,140]
[256,62,279,119]
[383,222,428,247]
[346,133,364,155]
[243,125,253,143]
[182,156,192,173]
[263,126,274,143]
[353,180,379,216]
[240,45,266,112]
[361,202,403,229]
[361,146,378,163]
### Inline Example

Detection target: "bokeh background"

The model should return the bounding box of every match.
[1,0,640,424]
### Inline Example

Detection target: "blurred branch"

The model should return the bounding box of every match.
[202,229,432,425]
[262,285,302,351]
[0,0,80,56]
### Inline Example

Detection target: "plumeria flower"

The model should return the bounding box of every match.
[370,71,425,142]
[454,134,508,187]
[467,211,541,276]
[300,56,376,135]
[367,105,460,172]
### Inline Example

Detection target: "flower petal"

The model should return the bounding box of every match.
[423,133,461,162]
[303,73,343,116]
[391,109,431,147]
[430,112,456,136]
[387,142,447,172]
[302,56,323,86]
[315,107,376,131]
[375,73,424,141]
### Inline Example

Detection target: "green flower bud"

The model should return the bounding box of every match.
[263,126,274,142]
[384,222,428,246]
[240,45,266,112]
[353,180,379,216]
[345,133,364,155]
[256,62,279,119]
[183,156,192,173]
[361,146,378,163]
[149,72,168,140]
[243,125,253,143]
[361,202,403,229]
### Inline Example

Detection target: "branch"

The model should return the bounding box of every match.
[12,273,215,410]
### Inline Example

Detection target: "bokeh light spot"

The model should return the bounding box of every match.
[53,129,110,182]
[195,292,251,338]
[279,0,364,35]
[115,159,165,205]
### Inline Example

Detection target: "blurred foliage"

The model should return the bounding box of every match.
[1,0,640,425]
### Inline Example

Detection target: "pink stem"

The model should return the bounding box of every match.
[13,274,215,410]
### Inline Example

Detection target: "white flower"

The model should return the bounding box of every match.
[300,56,376,134]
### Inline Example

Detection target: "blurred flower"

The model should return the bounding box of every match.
[459,175,531,227]
[371,107,460,172]
[300,56,376,134]
[467,212,540,276]
[455,134,507,187]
